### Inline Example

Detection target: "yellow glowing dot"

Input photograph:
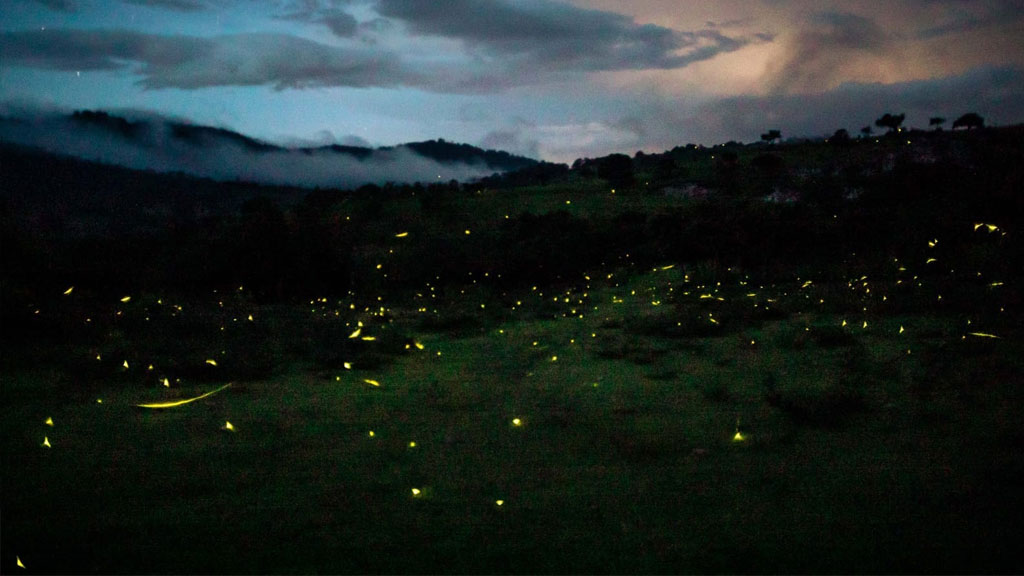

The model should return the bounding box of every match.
[733,431,744,442]
[364,379,380,387]
[63,286,74,295]
[96,398,103,403]
[899,326,904,334]
[348,328,361,339]
[395,232,409,238]
[361,336,377,341]
[841,319,847,327]
[224,421,235,431]
[120,296,131,303]
[464,229,471,235]
[17,556,26,569]
[376,264,382,270]
[343,362,352,370]
[512,418,522,427]
[414,342,424,350]
[45,416,53,426]
[551,355,558,362]
[42,436,51,448]
[862,321,868,329]
[750,340,756,345]
[496,500,504,506]
[205,359,217,366]
[408,441,416,448]
[926,258,937,264]
[411,488,421,496]
[248,314,254,321]
[123,360,129,369]
[163,377,170,387]
[368,430,375,437]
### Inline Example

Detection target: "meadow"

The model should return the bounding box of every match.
[2,129,1023,573]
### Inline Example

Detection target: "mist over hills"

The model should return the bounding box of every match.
[0,109,539,188]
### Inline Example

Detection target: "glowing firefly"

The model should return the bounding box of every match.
[17,556,25,569]
[223,421,235,432]
[42,436,51,448]
[512,418,522,427]
[64,286,74,295]
[496,500,504,506]
[136,383,232,409]
[364,379,380,387]
[45,417,53,426]
[395,232,409,238]
[968,332,1000,339]
[120,296,131,303]
[348,328,362,339]
[411,488,421,496]
[205,359,217,366]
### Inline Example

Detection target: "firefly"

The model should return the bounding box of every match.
[45,416,53,426]
[395,232,409,238]
[42,436,51,448]
[348,328,362,339]
[364,379,380,387]
[120,296,131,303]
[17,556,25,569]
[205,359,217,366]
[411,488,421,496]
[137,383,232,409]
[64,286,74,295]
[223,421,235,432]
[496,500,504,506]
[512,418,522,427]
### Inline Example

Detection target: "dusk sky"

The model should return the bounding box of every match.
[3,0,1024,163]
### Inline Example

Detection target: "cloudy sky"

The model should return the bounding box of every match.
[2,0,1024,163]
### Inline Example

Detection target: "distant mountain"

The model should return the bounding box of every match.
[0,109,540,188]
[68,110,538,171]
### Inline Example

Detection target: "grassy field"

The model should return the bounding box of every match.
[3,250,1022,573]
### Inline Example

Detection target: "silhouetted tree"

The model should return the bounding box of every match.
[829,128,851,144]
[952,112,985,130]
[860,125,873,138]
[596,154,634,188]
[760,129,782,145]
[929,117,946,131]
[875,113,905,133]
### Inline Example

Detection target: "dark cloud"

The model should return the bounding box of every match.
[637,66,1024,148]
[30,0,76,11]
[121,0,207,11]
[274,1,361,38]
[916,1,1024,38]
[375,0,756,72]
[0,29,414,90]
[323,12,358,36]
[767,11,893,94]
